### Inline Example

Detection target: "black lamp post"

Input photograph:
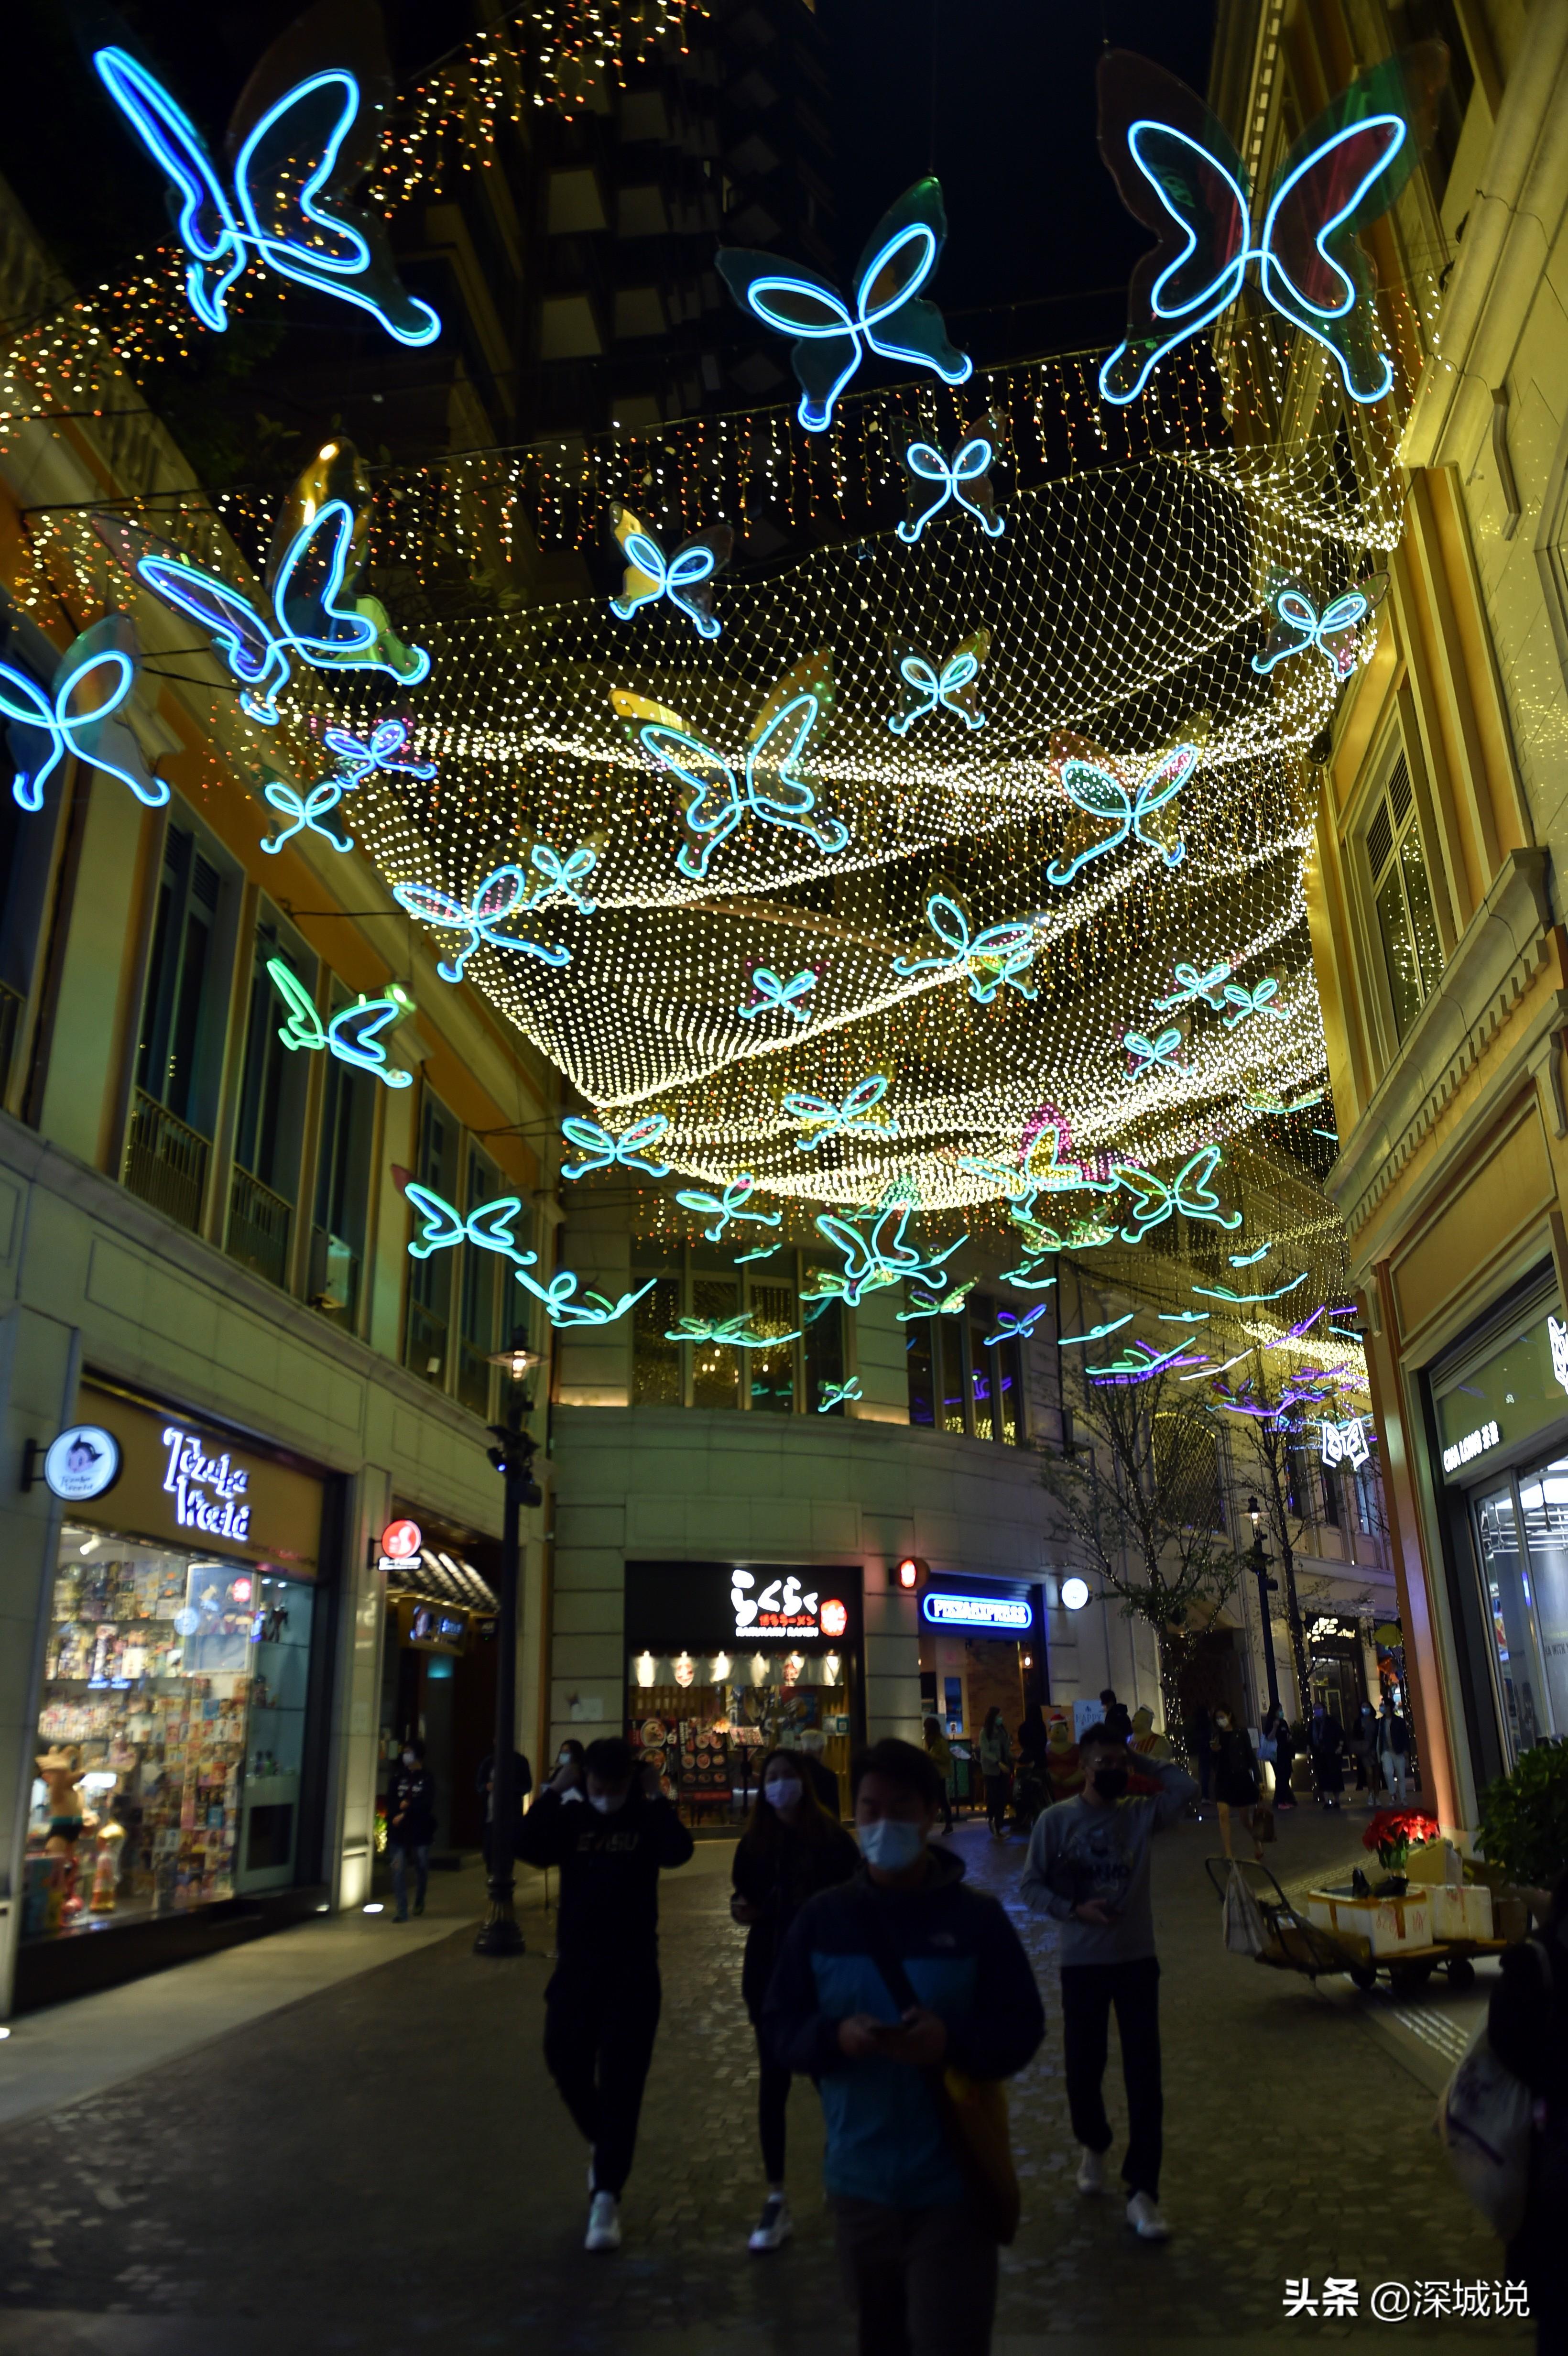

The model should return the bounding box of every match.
[1247,1495,1282,1718]
[474,1336,542,1959]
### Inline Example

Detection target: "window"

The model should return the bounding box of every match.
[690,1257,740,1408]
[1353,1463,1377,1537]
[310,992,376,1325]
[904,1287,1025,1445]
[405,1089,459,1385]
[1367,752,1443,1041]
[1321,1464,1342,1527]
[748,1279,798,1412]
[803,1280,845,1415]
[629,1248,824,1412]
[1155,1416,1225,1530]
[632,1244,682,1404]
[1388,0,1474,200]
[969,1296,996,1441]
[1286,1445,1317,1526]
[904,1314,935,1428]
[125,823,230,1230]
[229,915,313,1288]
[456,1144,510,1417]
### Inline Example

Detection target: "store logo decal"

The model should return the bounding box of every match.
[731,1567,821,1637]
[162,1425,251,1540]
[1441,1419,1499,1477]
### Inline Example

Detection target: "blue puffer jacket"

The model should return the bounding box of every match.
[762,1845,1045,2208]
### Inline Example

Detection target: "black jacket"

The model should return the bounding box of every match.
[1210,1727,1259,1808]
[1101,1702,1133,1743]
[732,1818,860,2021]
[386,1763,436,1847]
[516,1785,694,1963]
[476,1749,534,1859]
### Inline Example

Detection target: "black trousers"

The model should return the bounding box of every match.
[834,2195,999,2356]
[983,1773,1010,1832]
[1060,1955,1163,2198]
[543,1965,661,2198]
[757,2029,792,2182]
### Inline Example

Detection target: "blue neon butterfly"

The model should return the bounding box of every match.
[322,717,436,790]
[266,960,412,1091]
[106,501,429,727]
[405,1187,535,1265]
[92,41,440,347]
[1252,575,1389,681]
[560,1114,672,1181]
[1123,1027,1185,1080]
[739,967,816,1025]
[893,891,1037,1003]
[895,419,1004,544]
[607,505,734,640]
[525,842,599,915]
[784,1074,898,1153]
[674,1174,782,1244]
[1046,742,1198,888]
[258,715,434,857]
[1096,44,1448,407]
[637,652,849,881]
[1221,976,1287,1029]
[512,1268,657,1330]
[0,615,166,812]
[984,1303,1050,1346]
[1154,960,1230,1012]
[1112,1147,1241,1243]
[812,1181,964,1308]
[716,178,970,433]
[392,865,573,984]
[887,631,990,737]
[259,775,357,855]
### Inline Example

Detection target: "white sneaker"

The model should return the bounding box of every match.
[749,2192,793,2251]
[585,2191,621,2252]
[1076,2147,1106,2194]
[1126,2191,1170,2240]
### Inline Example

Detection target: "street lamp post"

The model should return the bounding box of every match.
[1246,1495,1283,1718]
[474,1337,542,1959]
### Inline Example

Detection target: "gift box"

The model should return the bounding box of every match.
[1427,1882,1493,1940]
[1307,1886,1431,1954]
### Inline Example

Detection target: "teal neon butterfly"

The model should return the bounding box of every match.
[1124,1027,1185,1080]
[740,967,816,1025]
[1047,742,1198,888]
[525,842,599,915]
[675,1174,782,1244]
[812,1182,964,1308]
[560,1114,672,1182]
[1059,1314,1134,1348]
[893,892,1037,1003]
[1111,1147,1241,1242]
[1192,1271,1308,1306]
[1252,575,1388,681]
[664,1312,802,1349]
[608,505,733,640]
[405,1187,534,1265]
[636,654,848,881]
[817,1377,863,1414]
[392,865,572,984]
[887,631,989,736]
[0,615,166,813]
[895,423,1004,544]
[896,1274,977,1323]
[784,1074,898,1153]
[1154,960,1230,1012]
[513,1268,657,1329]
[1221,976,1286,1028]
[267,960,411,1091]
[1089,1338,1210,1385]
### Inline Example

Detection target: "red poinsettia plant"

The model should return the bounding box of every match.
[1363,1807,1439,1873]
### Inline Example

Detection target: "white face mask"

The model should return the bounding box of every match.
[557,1753,575,1767]
[765,1777,803,1811]
[858,1817,927,1873]
[588,1790,627,1816]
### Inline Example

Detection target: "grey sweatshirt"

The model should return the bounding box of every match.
[1020,1756,1197,1964]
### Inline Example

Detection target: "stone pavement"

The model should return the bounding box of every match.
[0,1804,1533,2355]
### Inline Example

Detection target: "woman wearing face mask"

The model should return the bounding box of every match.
[1209,1709,1263,1863]
[977,1705,1014,1838]
[730,1748,858,2253]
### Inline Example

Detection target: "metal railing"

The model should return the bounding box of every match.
[123,1091,209,1233]
[228,1165,292,1290]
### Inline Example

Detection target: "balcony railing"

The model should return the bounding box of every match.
[228,1165,292,1290]
[307,1225,359,1324]
[123,1090,209,1233]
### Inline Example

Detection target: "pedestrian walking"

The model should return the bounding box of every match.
[1486,1866,1568,2352]
[1187,1703,1213,1803]
[1348,1701,1382,1806]
[1378,1697,1414,1801]
[1307,1704,1346,1809]
[923,1714,954,1833]
[1020,1717,1197,2241]
[730,1748,859,2252]
[386,1736,436,1921]
[764,1737,1045,2356]
[1016,1703,1048,1766]
[1099,1688,1133,1743]
[515,1735,695,2252]
[476,1742,534,1868]
[1209,1710,1263,1863]
[977,1706,1013,1837]
[1261,1703,1296,1810]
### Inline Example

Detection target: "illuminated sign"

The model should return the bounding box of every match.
[1059,1576,1091,1611]
[379,1518,422,1572]
[161,1425,250,1541]
[819,1597,849,1638]
[1442,1420,1500,1478]
[920,1592,1032,1632]
[43,1426,122,1503]
[1550,1313,1568,1396]
[731,1567,827,1639]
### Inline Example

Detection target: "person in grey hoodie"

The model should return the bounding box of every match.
[1020,1718,1196,2241]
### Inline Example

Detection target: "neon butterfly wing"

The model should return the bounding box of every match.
[1112,1165,1174,1243]
[887,644,940,736]
[92,50,246,333]
[1252,583,1320,675]
[133,551,291,724]
[939,628,990,729]
[1047,758,1134,885]
[1096,50,1250,404]
[607,505,668,621]
[55,617,167,808]
[229,32,441,348]
[270,500,378,660]
[560,1117,615,1180]
[466,1196,531,1258]
[1130,742,1198,866]
[853,180,970,391]
[1172,1146,1242,1229]
[642,726,743,881]
[663,527,734,638]
[1260,44,1448,404]
[617,1116,673,1176]
[266,957,325,1051]
[949,436,1003,534]
[327,998,413,1086]
[746,656,845,848]
[404,1183,465,1258]
[714,251,862,432]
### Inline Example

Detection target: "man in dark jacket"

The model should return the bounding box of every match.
[764,1737,1045,2356]
[386,1736,436,1921]
[516,1735,694,2253]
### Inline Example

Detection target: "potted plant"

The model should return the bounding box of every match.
[1362,1806,1439,1893]
[1477,1739,1568,1917]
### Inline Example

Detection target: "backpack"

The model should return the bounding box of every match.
[1437,1938,1552,2239]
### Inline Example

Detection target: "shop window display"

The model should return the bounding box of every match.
[24,1523,315,1940]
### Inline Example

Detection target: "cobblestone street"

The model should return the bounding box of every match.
[0,1805,1532,2356]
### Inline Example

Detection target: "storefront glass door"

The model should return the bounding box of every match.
[1471,1476,1560,1761]
[1514,1459,1568,1741]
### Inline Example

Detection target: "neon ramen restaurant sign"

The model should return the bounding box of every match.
[65,1384,323,1576]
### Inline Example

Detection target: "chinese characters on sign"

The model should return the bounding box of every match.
[1441,1418,1500,1477]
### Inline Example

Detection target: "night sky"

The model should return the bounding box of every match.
[819,0,1217,368]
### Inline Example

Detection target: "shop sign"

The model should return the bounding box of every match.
[42,1425,121,1503]
[378,1517,422,1572]
[921,1592,1032,1631]
[1309,1614,1361,1643]
[731,1567,827,1638]
[161,1425,250,1541]
[1321,1415,1371,1468]
[1442,1419,1500,1477]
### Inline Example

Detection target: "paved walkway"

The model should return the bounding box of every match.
[0,1806,1532,2354]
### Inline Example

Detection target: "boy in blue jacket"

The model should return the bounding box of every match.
[764,1737,1045,2356]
